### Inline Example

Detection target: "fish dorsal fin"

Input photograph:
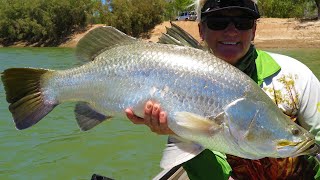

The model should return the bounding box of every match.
[76,26,137,62]
[74,102,112,131]
[158,22,205,50]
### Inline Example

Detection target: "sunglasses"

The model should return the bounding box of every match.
[204,16,255,31]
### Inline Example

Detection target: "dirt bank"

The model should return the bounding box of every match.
[60,18,320,48]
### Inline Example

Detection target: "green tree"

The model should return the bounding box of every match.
[315,0,320,19]
[0,0,96,46]
[90,0,110,24]
[163,0,194,20]
[173,0,194,13]
[107,0,166,37]
[258,0,318,19]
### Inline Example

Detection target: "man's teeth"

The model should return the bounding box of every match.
[222,42,238,45]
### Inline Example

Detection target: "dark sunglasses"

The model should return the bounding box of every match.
[204,16,255,31]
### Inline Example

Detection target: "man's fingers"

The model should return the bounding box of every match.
[125,108,144,124]
[159,111,167,125]
[144,101,153,126]
[150,103,160,130]
[126,101,174,135]
[158,112,174,134]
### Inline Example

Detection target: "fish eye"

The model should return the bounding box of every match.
[290,126,300,136]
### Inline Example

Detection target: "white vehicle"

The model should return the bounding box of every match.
[175,11,197,21]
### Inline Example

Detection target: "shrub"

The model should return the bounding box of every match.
[258,0,317,18]
[0,0,94,46]
[106,0,166,37]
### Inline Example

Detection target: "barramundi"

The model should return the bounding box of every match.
[1,26,318,169]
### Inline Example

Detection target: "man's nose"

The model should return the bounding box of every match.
[224,22,239,35]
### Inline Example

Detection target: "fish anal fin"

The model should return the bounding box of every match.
[75,102,112,131]
[175,112,223,136]
[160,136,203,169]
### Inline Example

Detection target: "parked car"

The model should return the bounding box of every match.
[175,11,197,21]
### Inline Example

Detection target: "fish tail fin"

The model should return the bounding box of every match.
[1,68,57,130]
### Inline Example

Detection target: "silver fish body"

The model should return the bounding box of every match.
[1,27,317,168]
[46,42,247,119]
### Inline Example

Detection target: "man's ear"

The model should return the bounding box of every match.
[198,23,205,41]
[251,21,257,41]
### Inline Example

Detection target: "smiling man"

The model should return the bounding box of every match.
[126,0,320,179]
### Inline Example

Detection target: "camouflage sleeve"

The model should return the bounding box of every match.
[297,69,320,143]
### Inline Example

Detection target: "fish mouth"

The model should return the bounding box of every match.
[277,138,317,157]
[295,138,319,156]
[304,143,320,156]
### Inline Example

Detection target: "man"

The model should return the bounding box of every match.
[126,0,320,179]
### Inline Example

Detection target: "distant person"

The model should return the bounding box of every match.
[125,0,320,179]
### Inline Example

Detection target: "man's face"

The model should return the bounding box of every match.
[199,10,257,65]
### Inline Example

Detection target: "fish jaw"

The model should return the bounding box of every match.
[276,134,317,157]
[270,114,317,157]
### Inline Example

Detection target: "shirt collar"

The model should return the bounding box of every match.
[255,50,281,86]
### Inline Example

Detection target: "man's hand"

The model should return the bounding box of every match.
[125,101,174,135]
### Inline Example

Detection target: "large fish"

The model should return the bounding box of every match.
[1,26,318,169]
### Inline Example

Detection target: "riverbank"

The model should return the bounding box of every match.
[145,18,320,48]
[3,18,320,48]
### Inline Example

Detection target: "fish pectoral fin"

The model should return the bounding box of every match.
[75,102,112,131]
[175,112,223,135]
[160,136,203,169]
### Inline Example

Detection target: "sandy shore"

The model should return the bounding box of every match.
[5,18,320,48]
[144,18,320,48]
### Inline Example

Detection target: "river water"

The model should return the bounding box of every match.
[0,48,319,179]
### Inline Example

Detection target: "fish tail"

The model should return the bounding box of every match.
[1,68,57,130]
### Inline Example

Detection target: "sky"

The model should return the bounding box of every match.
[101,0,111,4]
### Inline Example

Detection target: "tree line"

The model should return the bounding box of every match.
[0,0,318,46]
[259,0,319,19]
[0,0,95,46]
